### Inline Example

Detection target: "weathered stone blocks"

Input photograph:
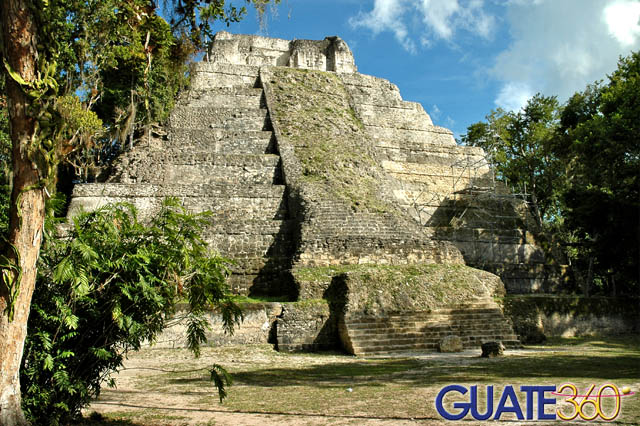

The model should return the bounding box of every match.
[150,303,282,348]
[438,335,463,353]
[275,300,338,352]
[189,62,260,89]
[481,341,505,357]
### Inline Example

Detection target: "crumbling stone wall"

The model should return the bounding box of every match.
[151,303,282,348]
[503,295,640,341]
[208,31,356,73]
[275,300,338,352]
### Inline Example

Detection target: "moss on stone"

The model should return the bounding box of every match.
[293,263,504,313]
[503,295,640,342]
[265,67,396,214]
[281,298,329,309]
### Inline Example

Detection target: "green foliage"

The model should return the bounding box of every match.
[556,52,640,295]
[463,51,640,295]
[3,53,61,192]
[2,1,280,186]
[164,0,281,48]
[14,0,193,183]
[461,94,563,227]
[94,6,188,127]
[210,363,233,402]
[21,199,241,424]
[56,95,104,139]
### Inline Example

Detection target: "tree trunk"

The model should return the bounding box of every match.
[0,1,44,424]
[584,257,594,297]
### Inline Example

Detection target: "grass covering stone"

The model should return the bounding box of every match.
[294,263,504,313]
[265,67,397,214]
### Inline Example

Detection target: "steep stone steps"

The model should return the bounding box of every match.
[157,161,281,186]
[112,152,282,184]
[170,106,271,131]
[369,127,456,147]
[348,326,518,341]
[122,150,279,165]
[189,62,260,90]
[180,87,266,108]
[341,301,522,356]
[350,329,520,343]
[203,221,293,257]
[187,197,286,221]
[205,219,292,235]
[69,184,288,220]
[165,75,292,296]
[72,183,284,199]
[357,103,434,131]
[170,129,274,154]
[205,233,293,258]
[71,70,292,297]
[344,319,514,334]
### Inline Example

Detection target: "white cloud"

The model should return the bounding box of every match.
[495,82,533,111]
[604,0,640,46]
[431,103,442,119]
[419,0,460,40]
[349,0,416,53]
[445,116,456,128]
[349,0,640,114]
[492,0,640,110]
[349,0,496,52]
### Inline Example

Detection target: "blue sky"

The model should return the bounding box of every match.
[226,0,640,139]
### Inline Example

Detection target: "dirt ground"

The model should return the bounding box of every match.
[88,344,447,425]
[85,341,640,426]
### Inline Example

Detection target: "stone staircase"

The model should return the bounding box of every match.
[341,300,522,356]
[166,85,293,296]
[69,77,294,297]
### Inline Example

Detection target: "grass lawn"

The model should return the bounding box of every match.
[83,335,640,425]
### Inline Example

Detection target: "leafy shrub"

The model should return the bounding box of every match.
[21,199,241,425]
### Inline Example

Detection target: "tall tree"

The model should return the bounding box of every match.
[557,53,640,295]
[0,1,46,424]
[463,52,640,296]
[0,1,278,423]
[462,94,563,228]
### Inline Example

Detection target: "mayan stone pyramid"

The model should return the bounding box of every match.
[68,32,554,354]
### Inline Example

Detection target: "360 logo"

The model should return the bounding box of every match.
[553,383,627,421]
[435,383,635,421]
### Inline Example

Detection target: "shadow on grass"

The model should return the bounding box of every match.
[451,354,640,382]
[74,412,139,425]
[88,402,443,422]
[181,347,640,389]
[169,359,424,388]
[543,335,640,349]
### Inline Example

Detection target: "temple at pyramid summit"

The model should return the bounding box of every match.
[67,32,559,354]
